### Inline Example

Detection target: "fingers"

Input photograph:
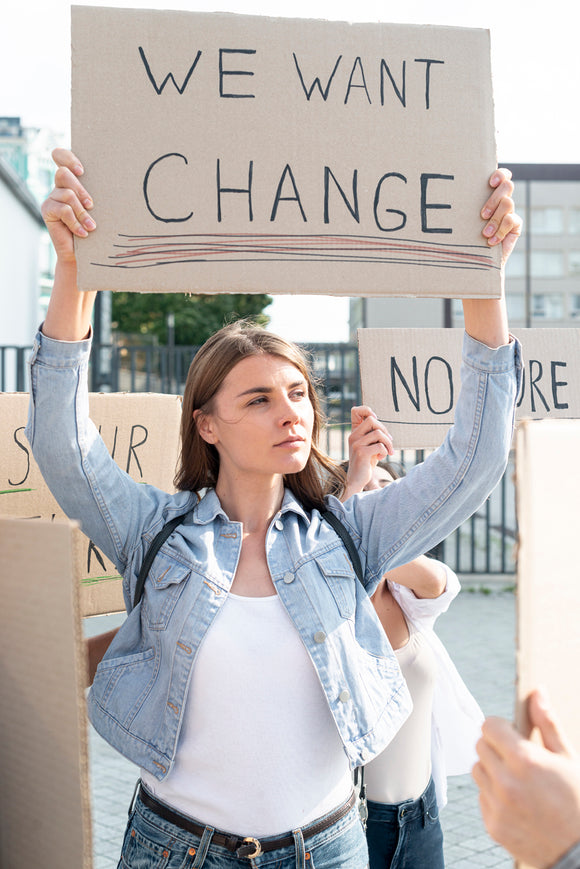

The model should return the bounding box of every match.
[52,147,85,177]
[481,169,517,244]
[42,184,96,238]
[528,689,576,757]
[350,405,377,427]
[42,149,96,246]
[349,409,394,458]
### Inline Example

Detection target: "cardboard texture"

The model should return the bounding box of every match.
[514,420,580,869]
[72,6,500,298]
[359,328,580,448]
[0,516,92,869]
[0,391,182,615]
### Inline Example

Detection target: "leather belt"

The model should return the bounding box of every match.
[138,784,357,859]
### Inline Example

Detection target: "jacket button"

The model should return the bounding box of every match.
[339,689,351,703]
[361,748,370,761]
[313,631,326,644]
[275,519,284,530]
[283,571,294,584]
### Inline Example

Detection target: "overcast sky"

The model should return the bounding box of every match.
[3,0,578,340]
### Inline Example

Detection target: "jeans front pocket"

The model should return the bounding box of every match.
[119,824,172,869]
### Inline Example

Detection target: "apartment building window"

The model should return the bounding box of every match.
[571,295,580,319]
[531,251,564,277]
[506,293,525,321]
[505,250,525,277]
[530,207,564,235]
[569,252,580,276]
[569,209,580,234]
[532,294,564,319]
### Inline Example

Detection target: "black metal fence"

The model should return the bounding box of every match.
[2,340,516,577]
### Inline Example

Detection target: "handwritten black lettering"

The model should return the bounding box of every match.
[217,159,254,222]
[551,361,569,410]
[380,59,406,107]
[293,53,343,100]
[425,356,454,414]
[374,173,407,232]
[529,360,550,413]
[126,425,148,476]
[219,49,256,98]
[138,46,202,95]
[421,173,454,234]
[391,356,420,412]
[344,57,372,105]
[324,168,359,224]
[144,153,193,223]
[270,164,307,222]
[413,58,445,109]
[87,539,107,573]
[9,427,30,487]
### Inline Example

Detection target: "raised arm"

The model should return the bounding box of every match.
[41,148,97,340]
[462,168,522,348]
[342,407,446,599]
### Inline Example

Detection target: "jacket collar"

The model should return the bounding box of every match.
[192,486,311,526]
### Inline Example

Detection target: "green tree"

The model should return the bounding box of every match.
[112,292,273,345]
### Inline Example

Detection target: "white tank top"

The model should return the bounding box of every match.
[141,592,352,835]
[364,626,436,804]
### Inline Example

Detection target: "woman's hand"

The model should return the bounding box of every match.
[480,168,522,267]
[41,148,98,341]
[41,148,96,265]
[341,406,394,500]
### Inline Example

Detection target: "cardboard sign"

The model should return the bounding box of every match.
[72,7,500,298]
[359,328,580,448]
[514,420,580,869]
[0,392,182,615]
[0,516,92,869]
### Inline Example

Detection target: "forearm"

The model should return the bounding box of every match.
[42,260,96,341]
[384,556,447,599]
[462,292,509,350]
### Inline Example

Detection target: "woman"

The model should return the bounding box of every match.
[343,440,485,869]
[27,148,521,869]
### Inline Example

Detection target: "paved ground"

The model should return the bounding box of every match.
[85,582,516,869]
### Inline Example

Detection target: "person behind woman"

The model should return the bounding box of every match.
[342,428,485,869]
[27,148,521,869]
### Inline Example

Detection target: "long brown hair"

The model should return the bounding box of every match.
[174,319,345,512]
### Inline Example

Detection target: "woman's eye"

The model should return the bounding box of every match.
[249,395,267,406]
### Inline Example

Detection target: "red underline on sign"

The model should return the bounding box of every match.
[90,233,497,271]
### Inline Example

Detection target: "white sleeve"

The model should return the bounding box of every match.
[388,561,460,632]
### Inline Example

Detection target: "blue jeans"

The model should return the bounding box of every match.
[365,778,444,869]
[117,788,369,869]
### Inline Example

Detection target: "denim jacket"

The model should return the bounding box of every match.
[26,328,522,779]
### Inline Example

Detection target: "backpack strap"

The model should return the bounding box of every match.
[133,507,364,610]
[320,509,364,586]
[133,512,190,609]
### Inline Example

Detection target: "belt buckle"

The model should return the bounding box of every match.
[240,836,262,858]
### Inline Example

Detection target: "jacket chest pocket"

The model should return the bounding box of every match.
[142,554,191,630]
[314,549,357,619]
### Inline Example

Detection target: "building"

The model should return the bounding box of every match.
[349,164,580,334]
[0,155,44,387]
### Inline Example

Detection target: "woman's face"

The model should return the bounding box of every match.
[196,353,314,483]
[363,466,395,492]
